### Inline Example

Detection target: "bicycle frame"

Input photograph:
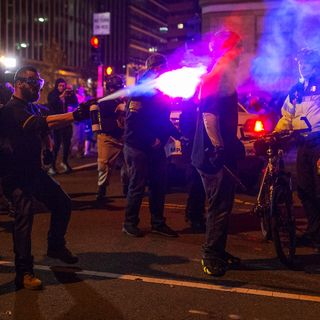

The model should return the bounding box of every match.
[256,146,285,210]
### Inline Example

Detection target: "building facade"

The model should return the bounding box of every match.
[0,0,98,73]
[166,0,201,55]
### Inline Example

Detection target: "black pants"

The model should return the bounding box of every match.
[185,164,206,225]
[123,145,167,228]
[2,170,72,275]
[52,126,73,167]
[197,167,235,258]
[297,137,320,246]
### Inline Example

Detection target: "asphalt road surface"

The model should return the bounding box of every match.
[1,155,320,320]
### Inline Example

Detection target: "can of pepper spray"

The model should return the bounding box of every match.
[90,104,102,133]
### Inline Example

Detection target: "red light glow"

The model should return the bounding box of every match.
[90,36,99,48]
[254,120,265,132]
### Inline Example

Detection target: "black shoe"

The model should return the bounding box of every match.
[122,225,144,237]
[47,246,78,264]
[96,185,106,201]
[15,273,43,290]
[221,251,241,269]
[201,257,227,277]
[151,224,178,237]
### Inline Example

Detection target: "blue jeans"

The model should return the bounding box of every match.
[197,168,235,258]
[123,145,167,228]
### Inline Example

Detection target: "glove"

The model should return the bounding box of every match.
[42,149,53,166]
[207,146,224,172]
[73,99,97,121]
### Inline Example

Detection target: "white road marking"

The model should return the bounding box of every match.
[189,310,209,315]
[142,199,254,210]
[0,260,319,303]
[72,162,97,170]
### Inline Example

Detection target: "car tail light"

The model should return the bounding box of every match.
[244,119,266,133]
[254,120,264,132]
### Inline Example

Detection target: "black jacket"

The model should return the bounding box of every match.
[124,70,180,152]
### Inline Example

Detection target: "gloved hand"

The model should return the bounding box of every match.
[207,146,224,172]
[73,99,97,121]
[42,149,53,166]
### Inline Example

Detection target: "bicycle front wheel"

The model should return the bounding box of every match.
[271,185,296,267]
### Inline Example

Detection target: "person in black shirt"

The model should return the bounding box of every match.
[96,75,128,200]
[192,30,244,276]
[47,78,78,174]
[123,53,181,237]
[0,65,92,290]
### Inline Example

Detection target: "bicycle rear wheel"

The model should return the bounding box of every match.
[271,185,296,267]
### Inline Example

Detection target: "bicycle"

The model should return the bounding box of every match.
[251,128,309,267]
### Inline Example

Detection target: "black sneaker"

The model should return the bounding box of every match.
[151,224,178,237]
[201,257,227,277]
[47,246,78,264]
[122,225,144,237]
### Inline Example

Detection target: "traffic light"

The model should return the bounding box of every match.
[90,36,99,48]
[90,36,101,65]
[105,66,113,76]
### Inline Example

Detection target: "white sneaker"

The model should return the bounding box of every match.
[60,163,72,173]
[47,168,57,175]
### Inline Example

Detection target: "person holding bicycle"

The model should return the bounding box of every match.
[275,48,320,252]
[191,30,245,276]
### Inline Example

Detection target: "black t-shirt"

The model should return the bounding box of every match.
[191,92,239,173]
[99,99,124,138]
[0,96,49,176]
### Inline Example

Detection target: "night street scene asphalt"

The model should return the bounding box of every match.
[1,154,320,320]
[2,0,320,319]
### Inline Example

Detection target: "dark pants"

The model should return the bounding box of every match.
[197,168,235,258]
[297,138,320,246]
[123,144,167,228]
[2,170,72,275]
[52,126,73,166]
[185,164,206,225]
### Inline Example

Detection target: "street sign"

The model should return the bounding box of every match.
[93,12,110,35]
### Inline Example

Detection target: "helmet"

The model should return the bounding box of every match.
[296,48,320,68]
[105,75,124,91]
[145,53,167,69]
[209,29,242,56]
